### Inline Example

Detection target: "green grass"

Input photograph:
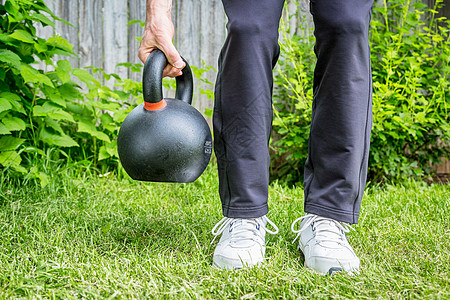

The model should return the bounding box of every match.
[0,163,449,299]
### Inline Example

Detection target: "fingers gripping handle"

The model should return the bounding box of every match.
[143,49,193,105]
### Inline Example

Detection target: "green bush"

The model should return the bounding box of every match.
[0,0,143,186]
[271,0,450,185]
[0,0,216,186]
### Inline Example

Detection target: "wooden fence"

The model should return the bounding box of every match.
[38,0,312,114]
[37,0,449,174]
[38,0,448,109]
[38,0,227,115]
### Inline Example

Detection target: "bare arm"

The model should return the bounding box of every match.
[138,0,185,77]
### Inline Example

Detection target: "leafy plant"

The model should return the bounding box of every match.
[0,0,142,186]
[0,1,216,186]
[271,0,450,185]
[369,0,450,182]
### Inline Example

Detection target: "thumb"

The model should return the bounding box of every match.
[160,42,185,69]
[138,49,151,65]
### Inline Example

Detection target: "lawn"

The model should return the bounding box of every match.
[0,163,448,299]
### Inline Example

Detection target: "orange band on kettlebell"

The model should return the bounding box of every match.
[144,99,167,111]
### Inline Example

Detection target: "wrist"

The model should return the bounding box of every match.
[146,1,172,29]
[149,3,171,13]
[147,1,172,16]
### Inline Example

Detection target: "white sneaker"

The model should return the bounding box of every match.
[291,213,360,275]
[211,216,279,270]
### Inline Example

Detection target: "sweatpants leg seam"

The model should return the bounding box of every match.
[353,7,373,224]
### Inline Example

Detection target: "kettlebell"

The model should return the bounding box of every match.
[117,49,212,182]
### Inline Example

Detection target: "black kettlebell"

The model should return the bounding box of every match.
[117,49,212,182]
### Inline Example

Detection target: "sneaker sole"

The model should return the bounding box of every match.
[212,261,242,270]
[212,256,263,270]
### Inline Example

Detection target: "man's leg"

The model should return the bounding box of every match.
[214,0,285,218]
[211,0,285,269]
[292,0,374,275]
[304,0,374,224]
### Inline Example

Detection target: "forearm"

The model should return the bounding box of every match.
[139,0,184,75]
[146,0,173,28]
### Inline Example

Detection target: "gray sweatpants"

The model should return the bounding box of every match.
[213,0,374,224]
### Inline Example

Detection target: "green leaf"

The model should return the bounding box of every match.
[0,92,24,114]
[2,117,26,131]
[47,36,74,53]
[48,110,75,123]
[9,30,34,43]
[127,19,145,27]
[0,92,21,103]
[100,113,115,132]
[34,39,48,53]
[0,33,15,45]
[41,86,66,107]
[98,88,120,101]
[0,98,12,113]
[204,108,213,118]
[65,102,84,115]
[4,0,19,17]
[72,69,99,86]
[20,64,54,87]
[44,117,63,133]
[0,49,21,70]
[56,60,72,83]
[88,100,120,111]
[113,108,130,123]
[36,171,49,188]
[116,62,133,68]
[98,145,110,160]
[100,113,113,124]
[0,150,26,173]
[31,13,55,28]
[33,102,74,122]
[0,136,24,151]
[58,83,81,100]
[57,60,72,72]
[0,123,11,135]
[77,120,110,142]
[33,102,59,115]
[40,128,79,147]
[105,140,118,157]
[99,140,118,160]
[200,88,214,100]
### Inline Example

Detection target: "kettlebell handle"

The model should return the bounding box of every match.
[143,49,193,105]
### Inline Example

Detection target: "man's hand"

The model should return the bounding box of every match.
[138,0,185,77]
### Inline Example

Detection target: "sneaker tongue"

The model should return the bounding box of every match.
[315,220,344,242]
[233,219,261,230]
[229,219,264,247]
[316,220,340,231]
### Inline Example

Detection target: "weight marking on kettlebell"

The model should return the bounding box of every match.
[204,141,212,154]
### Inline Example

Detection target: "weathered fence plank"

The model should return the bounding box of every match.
[175,0,201,67]
[78,0,104,69]
[197,0,225,114]
[128,0,146,82]
[53,0,80,68]
[103,1,129,79]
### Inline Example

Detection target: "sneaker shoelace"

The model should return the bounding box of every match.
[291,213,355,244]
[211,216,279,245]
